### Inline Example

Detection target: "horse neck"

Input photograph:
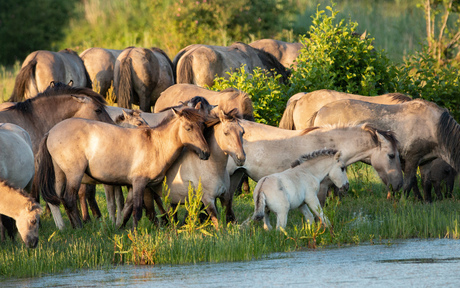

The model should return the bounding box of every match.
[150,118,187,167]
[208,123,229,163]
[0,186,31,220]
[297,157,335,182]
[240,119,300,140]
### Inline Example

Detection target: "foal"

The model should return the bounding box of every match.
[248,149,348,230]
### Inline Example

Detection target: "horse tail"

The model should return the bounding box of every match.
[307,110,319,127]
[438,110,460,172]
[176,53,195,84]
[9,59,37,102]
[252,178,268,221]
[279,99,298,129]
[33,134,61,206]
[172,49,190,83]
[116,56,133,109]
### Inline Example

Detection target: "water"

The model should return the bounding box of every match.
[2,239,460,287]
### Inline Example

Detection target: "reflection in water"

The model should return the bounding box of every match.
[2,239,460,287]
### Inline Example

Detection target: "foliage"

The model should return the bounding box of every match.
[395,46,460,120]
[212,65,290,125]
[0,0,76,65]
[290,3,400,96]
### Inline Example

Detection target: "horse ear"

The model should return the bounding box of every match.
[194,102,202,110]
[171,107,179,116]
[71,95,89,103]
[122,109,130,119]
[68,80,74,86]
[334,151,342,161]
[49,81,55,88]
[360,30,367,40]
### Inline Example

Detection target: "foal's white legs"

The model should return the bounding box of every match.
[299,204,315,225]
[304,191,330,227]
[48,204,65,230]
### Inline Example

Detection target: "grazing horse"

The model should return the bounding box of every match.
[174,42,290,87]
[154,83,255,121]
[249,39,304,68]
[122,108,246,228]
[35,108,210,229]
[114,47,174,112]
[223,121,402,222]
[279,89,412,130]
[0,180,42,248]
[247,149,348,230]
[0,123,35,244]
[9,49,91,101]
[79,48,123,97]
[309,98,460,199]
[419,158,457,202]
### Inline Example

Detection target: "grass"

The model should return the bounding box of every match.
[1,164,459,279]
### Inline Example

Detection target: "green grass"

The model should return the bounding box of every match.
[1,164,459,279]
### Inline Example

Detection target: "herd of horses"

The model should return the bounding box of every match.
[1,38,459,247]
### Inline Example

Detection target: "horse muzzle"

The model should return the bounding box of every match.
[26,236,39,249]
[233,153,246,166]
[199,150,210,160]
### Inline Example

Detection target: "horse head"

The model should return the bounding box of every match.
[16,200,42,248]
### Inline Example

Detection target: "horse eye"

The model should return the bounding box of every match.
[185,126,192,132]
[30,219,37,225]
[223,130,229,136]
[388,154,395,159]
[95,108,102,114]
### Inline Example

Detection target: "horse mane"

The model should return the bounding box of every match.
[438,110,460,171]
[206,108,239,127]
[6,83,107,119]
[361,124,399,150]
[300,126,321,135]
[388,93,412,103]
[0,180,42,212]
[291,148,339,168]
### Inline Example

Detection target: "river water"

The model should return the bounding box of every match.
[2,239,460,287]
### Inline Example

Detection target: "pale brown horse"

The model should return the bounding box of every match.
[279,89,412,130]
[122,108,246,228]
[9,49,92,101]
[154,83,255,121]
[174,42,290,87]
[114,47,174,112]
[309,98,460,199]
[79,48,123,97]
[35,108,210,229]
[0,180,42,248]
[249,39,304,68]
[223,121,403,222]
[0,123,35,244]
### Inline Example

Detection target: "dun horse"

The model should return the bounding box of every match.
[247,149,348,230]
[249,39,304,68]
[35,108,210,229]
[0,180,42,248]
[309,98,460,199]
[279,89,412,130]
[10,49,91,101]
[80,48,123,97]
[114,47,174,112]
[174,42,290,87]
[223,121,402,221]
[122,108,246,228]
[154,83,255,121]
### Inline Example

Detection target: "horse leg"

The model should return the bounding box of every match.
[63,178,84,229]
[120,187,133,228]
[305,192,330,227]
[202,196,219,229]
[422,178,433,203]
[132,179,148,229]
[299,204,315,225]
[115,186,125,227]
[143,187,159,226]
[49,162,67,230]
[104,184,117,224]
[401,161,423,200]
[433,181,443,201]
[152,188,168,224]
[219,169,245,223]
[86,184,101,219]
[78,184,91,223]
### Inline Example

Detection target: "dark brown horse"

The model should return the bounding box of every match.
[114,47,174,112]
[9,49,92,101]
[174,42,290,87]
[309,98,460,199]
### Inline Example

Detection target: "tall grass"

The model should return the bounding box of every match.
[1,166,460,278]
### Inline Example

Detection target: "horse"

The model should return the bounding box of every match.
[279,89,412,130]
[420,158,457,202]
[35,108,210,230]
[0,123,35,244]
[154,83,255,121]
[223,121,403,222]
[79,48,123,97]
[246,149,348,230]
[9,49,92,101]
[308,98,460,200]
[174,42,290,87]
[114,47,174,112]
[249,39,304,68]
[0,180,42,248]
[122,108,246,228]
